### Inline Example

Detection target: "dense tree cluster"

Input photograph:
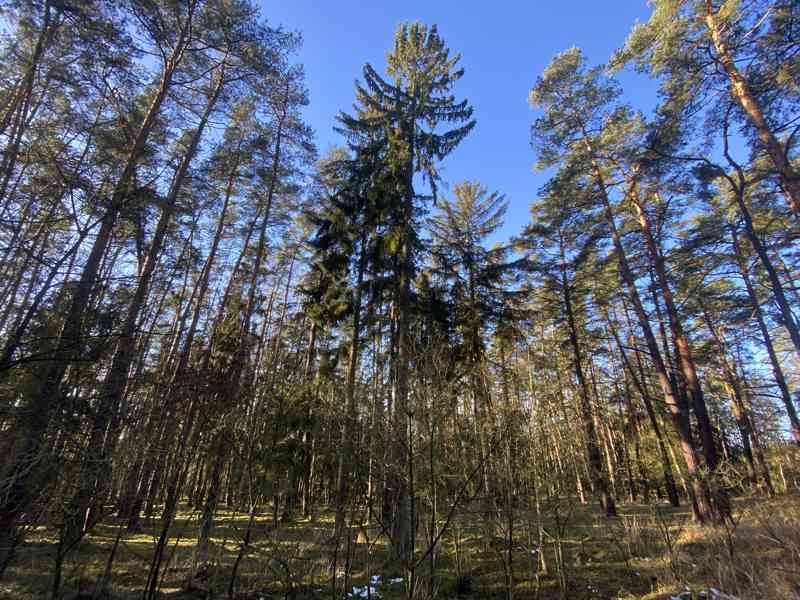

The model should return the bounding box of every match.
[0,1,798,598]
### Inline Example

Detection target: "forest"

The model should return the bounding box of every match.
[0,0,799,599]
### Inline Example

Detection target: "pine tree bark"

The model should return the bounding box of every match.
[703,1,800,218]
[583,145,711,522]
[628,186,729,519]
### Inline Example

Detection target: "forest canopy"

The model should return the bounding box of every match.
[0,1,799,599]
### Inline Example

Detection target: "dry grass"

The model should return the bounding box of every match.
[671,496,800,599]
[1,494,799,599]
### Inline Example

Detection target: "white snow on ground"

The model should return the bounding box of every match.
[671,588,741,600]
[348,585,381,598]
[347,574,405,598]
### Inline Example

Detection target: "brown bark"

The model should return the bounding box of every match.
[704,2,800,218]
[628,187,729,519]
[583,142,710,522]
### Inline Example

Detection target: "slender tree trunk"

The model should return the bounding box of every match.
[731,226,800,443]
[584,146,709,521]
[335,230,369,537]
[703,2,800,218]
[735,358,775,497]
[558,238,616,516]
[194,433,226,575]
[389,103,418,566]
[143,398,201,600]
[698,300,771,493]
[612,304,681,506]
[629,187,729,519]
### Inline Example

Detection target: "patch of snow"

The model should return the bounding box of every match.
[389,577,403,585]
[707,588,740,600]
[349,585,381,598]
[670,588,739,600]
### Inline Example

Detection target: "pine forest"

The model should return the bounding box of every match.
[1,1,800,599]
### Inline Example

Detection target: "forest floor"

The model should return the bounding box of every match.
[2,493,799,600]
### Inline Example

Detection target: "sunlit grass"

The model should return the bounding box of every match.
[2,495,799,599]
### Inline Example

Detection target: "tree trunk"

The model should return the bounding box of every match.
[704,2,800,218]
[731,226,800,443]
[606,312,681,507]
[194,434,226,576]
[629,187,729,520]
[335,230,368,537]
[559,237,616,516]
[702,311,759,482]
[584,146,709,522]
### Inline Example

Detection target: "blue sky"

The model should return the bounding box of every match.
[262,1,658,242]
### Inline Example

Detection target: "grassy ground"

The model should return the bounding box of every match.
[2,494,799,600]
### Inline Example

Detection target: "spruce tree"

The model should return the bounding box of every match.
[337,21,475,565]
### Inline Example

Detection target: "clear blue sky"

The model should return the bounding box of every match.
[262,1,658,242]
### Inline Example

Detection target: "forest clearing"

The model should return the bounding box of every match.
[1,0,800,598]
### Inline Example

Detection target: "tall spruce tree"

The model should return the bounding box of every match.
[337,22,475,565]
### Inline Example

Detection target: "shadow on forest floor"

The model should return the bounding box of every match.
[2,494,799,600]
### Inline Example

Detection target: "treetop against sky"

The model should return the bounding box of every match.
[264,0,660,242]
